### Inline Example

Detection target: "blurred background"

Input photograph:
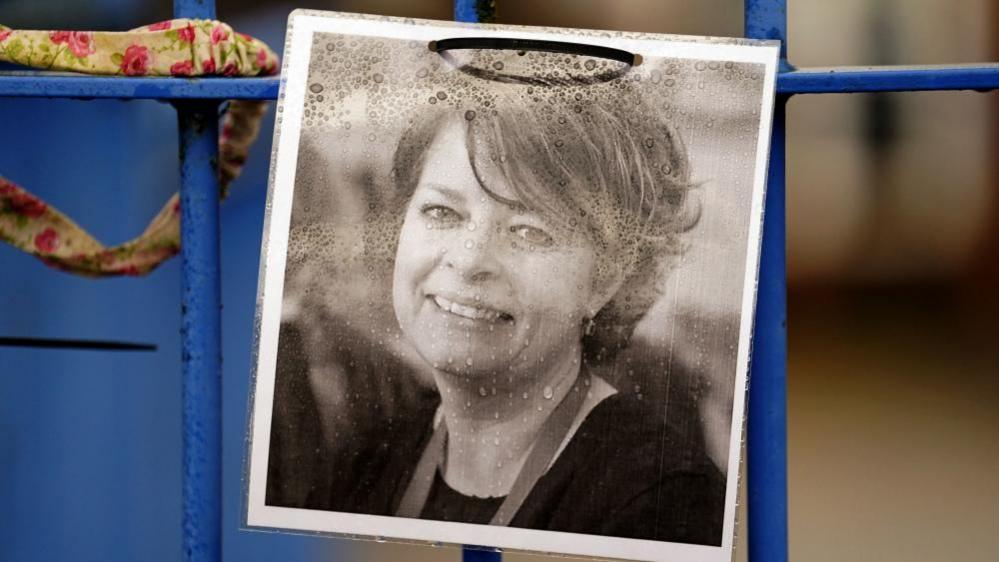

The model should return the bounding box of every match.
[0,1,995,561]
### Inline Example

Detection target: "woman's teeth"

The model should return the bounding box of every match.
[432,295,510,322]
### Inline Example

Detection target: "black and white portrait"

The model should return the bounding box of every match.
[246,11,777,562]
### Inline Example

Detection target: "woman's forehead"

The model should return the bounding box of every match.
[420,117,524,205]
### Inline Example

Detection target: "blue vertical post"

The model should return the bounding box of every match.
[456,3,502,562]
[746,1,790,562]
[746,0,791,70]
[175,2,222,562]
[455,0,496,23]
[175,0,216,20]
[178,100,223,562]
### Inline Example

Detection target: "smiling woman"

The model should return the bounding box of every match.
[250,14,777,560]
[263,84,725,543]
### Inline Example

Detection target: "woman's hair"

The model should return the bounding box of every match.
[391,89,697,362]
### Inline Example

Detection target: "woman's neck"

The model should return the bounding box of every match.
[432,345,582,498]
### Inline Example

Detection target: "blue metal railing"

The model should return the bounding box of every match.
[742,2,789,561]
[0,1,994,562]
[174,2,223,561]
[4,64,999,100]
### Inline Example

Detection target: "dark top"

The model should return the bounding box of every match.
[266,321,726,547]
[423,470,505,524]
[410,394,726,545]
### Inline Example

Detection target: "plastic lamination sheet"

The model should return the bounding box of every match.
[244,10,778,562]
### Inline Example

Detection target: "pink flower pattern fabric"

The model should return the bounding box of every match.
[0,19,278,277]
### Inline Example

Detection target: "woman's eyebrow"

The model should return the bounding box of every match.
[423,184,465,203]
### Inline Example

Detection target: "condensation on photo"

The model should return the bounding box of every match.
[278,35,764,483]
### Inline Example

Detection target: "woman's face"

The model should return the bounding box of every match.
[392,117,610,379]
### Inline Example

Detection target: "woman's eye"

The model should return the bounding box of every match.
[420,205,462,226]
[509,225,555,248]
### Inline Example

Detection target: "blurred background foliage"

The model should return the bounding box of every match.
[0,0,996,561]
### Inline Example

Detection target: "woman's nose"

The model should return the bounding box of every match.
[444,219,503,282]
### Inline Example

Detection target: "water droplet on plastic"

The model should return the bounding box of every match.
[464,110,476,121]
[436,91,447,100]
[492,61,504,70]
[584,59,596,71]
[542,386,554,400]
[309,83,323,93]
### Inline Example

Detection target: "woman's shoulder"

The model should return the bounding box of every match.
[520,390,726,545]
[573,391,713,475]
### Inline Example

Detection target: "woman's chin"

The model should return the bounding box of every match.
[410,341,519,378]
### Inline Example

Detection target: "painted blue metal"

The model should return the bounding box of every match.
[746,97,789,562]
[462,548,503,562]
[745,2,789,562]
[2,66,995,101]
[177,101,224,562]
[745,0,790,70]
[174,0,216,20]
[781,65,999,94]
[172,0,224,559]
[455,0,496,24]
[0,74,279,100]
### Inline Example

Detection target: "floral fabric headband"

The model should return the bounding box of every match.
[0,19,278,276]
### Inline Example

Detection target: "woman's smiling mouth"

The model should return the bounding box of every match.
[430,295,514,323]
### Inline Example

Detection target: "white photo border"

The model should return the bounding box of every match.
[244,10,779,562]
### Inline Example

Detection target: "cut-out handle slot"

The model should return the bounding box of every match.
[429,37,642,67]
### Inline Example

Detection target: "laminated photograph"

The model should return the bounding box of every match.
[245,10,778,562]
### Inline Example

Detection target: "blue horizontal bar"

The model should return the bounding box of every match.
[0,72,279,100]
[1,64,995,101]
[779,65,999,94]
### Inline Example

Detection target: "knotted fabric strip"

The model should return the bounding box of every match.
[0,19,278,276]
